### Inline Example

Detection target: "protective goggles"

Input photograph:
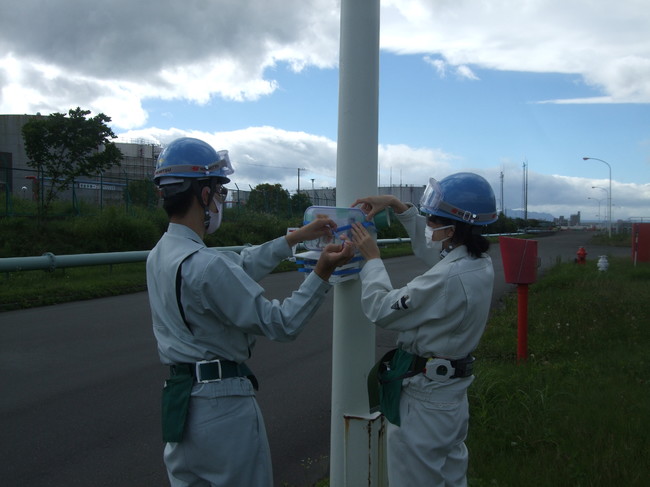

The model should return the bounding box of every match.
[213,184,228,202]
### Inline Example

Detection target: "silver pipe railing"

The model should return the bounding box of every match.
[0,240,412,273]
[0,245,252,273]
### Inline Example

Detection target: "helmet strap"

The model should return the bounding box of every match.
[191,179,217,230]
[437,200,496,224]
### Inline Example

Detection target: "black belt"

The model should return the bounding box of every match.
[412,354,474,379]
[170,360,258,389]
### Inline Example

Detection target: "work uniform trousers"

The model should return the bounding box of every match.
[164,377,272,487]
[387,374,473,487]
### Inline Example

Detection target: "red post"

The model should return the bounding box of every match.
[499,237,537,365]
[517,284,528,364]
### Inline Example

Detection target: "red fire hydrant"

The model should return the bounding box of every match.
[576,247,587,264]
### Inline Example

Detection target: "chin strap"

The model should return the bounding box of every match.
[191,179,217,230]
[440,244,454,259]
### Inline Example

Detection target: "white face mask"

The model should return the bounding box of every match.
[206,197,223,234]
[424,225,454,257]
[424,224,454,253]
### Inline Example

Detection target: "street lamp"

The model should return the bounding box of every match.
[591,185,608,233]
[583,157,612,238]
[587,197,602,226]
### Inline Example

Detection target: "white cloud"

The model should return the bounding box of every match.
[2,0,649,130]
[381,0,650,103]
[0,0,340,129]
[378,143,457,187]
[117,127,649,220]
[423,57,479,80]
[424,56,447,78]
[118,126,338,191]
[456,65,479,81]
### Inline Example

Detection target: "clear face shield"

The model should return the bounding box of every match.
[154,149,234,184]
[420,176,481,223]
[213,150,234,177]
[420,178,443,215]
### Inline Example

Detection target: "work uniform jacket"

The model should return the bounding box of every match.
[147,223,331,366]
[360,205,494,359]
[359,205,494,487]
[146,222,332,487]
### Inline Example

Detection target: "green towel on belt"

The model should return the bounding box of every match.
[161,369,194,443]
[368,348,415,426]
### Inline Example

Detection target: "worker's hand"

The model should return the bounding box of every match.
[286,216,337,247]
[350,222,381,261]
[313,242,356,281]
[351,195,408,220]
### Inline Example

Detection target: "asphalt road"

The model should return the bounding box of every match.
[0,231,630,487]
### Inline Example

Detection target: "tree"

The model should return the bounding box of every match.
[126,179,159,208]
[487,212,518,234]
[22,107,123,214]
[291,192,312,215]
[247,183,291,215]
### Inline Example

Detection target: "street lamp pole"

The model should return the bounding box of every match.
[587,197,602,226]
[583,157,612,238]
[591,186,608,232]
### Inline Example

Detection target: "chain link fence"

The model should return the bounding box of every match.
[0,166,164,217]
[0,167,340,219]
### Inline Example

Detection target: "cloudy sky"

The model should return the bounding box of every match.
[2,0,649,221]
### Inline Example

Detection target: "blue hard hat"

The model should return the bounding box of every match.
[154,137,234,186]
[420,172,497,225]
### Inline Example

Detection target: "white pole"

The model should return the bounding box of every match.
[330,0,382,486]
[583,157,613,237]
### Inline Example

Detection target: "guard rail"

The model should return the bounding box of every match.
[0,239,412,273]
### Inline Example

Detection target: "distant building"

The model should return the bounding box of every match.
[569,211,581,227]
[0,114,161,205]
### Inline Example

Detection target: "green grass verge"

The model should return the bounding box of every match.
[0,244,415,312]
[0,263,149,311]
[468,257,650,486]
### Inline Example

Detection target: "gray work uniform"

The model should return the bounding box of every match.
[146,223,332,487]
[359,205,494,487]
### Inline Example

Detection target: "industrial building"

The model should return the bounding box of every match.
[0,114,162,206]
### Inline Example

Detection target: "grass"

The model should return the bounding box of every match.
[467,257,650,486]
[0,263,149,311]
[0,244,415,312]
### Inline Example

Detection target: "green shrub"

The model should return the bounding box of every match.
[204,208,302,247]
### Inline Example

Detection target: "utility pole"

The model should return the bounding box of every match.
[500,170,504,216]
[583,157,612,238]
[522,160,528,221]
[297,167,306,194]
[331,0,383,485]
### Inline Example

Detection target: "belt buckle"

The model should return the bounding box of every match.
[425,358,454,382]
[196,359,222,383]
